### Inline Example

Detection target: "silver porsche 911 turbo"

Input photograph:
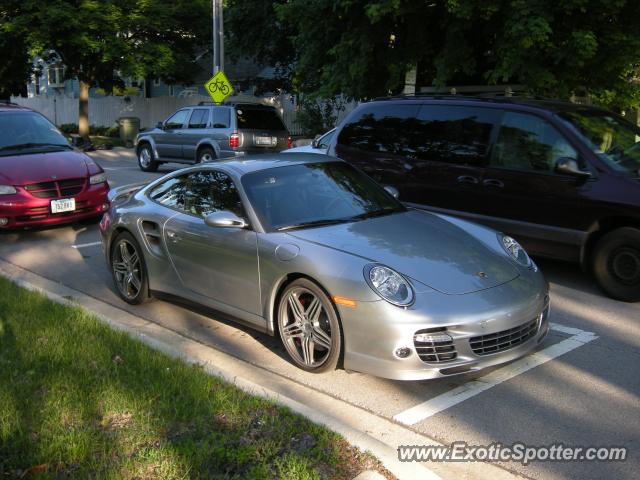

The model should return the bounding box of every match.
[100,154,550,380]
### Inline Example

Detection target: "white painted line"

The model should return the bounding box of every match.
[71,241,102,249]
[102,166,139,171]
[393,325,598,426]
[549,322,588,336]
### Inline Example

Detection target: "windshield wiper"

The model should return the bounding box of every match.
[277,218,351,231]
[348,206,404,221]
[0,143,72,152]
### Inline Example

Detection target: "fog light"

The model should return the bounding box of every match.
[414,333,452,344]
[395,347,412,358]
[102,203,109,211]
[0,218,8,226]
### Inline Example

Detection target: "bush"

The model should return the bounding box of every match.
[295,97,346,137]
[59,123,78,134]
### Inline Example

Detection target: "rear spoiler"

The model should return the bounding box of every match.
[107,181,149,203]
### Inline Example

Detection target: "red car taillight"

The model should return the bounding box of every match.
[287,136,293,149]
[229,132,239,149]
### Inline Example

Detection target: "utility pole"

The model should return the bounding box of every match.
[212,0,224,74]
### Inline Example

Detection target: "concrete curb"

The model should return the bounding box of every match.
[0,259,527,480]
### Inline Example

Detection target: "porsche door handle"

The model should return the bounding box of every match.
[166,230,181,242]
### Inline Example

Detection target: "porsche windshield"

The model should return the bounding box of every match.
[558,109,640,178]
[241,161,405,231]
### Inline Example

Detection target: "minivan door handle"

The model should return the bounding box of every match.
[457,175,479,185]
[483,178,504,188]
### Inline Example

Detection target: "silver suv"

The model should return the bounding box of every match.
[135,102,291,172]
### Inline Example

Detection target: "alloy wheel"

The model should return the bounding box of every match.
[279,287,333,368]
[139,147,151,168]
[112,239,143,300]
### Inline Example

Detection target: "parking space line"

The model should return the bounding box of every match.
[71,241,102,249]
[393,324,598,426]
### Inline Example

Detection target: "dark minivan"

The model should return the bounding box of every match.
[328,96,640,301]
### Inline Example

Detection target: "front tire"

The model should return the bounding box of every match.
[110,231,150,305]
[277,279,342,373]
[592,227,640,302]
[137,143,159,172]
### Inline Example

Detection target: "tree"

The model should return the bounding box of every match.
[225,0,640,109]
[13,0,212,138]
[0,0,33,99]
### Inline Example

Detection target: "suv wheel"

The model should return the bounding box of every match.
[137,144,159,172]
[592,227,640,302]
[197,146,216,164]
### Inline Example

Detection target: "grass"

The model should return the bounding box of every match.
[0,277,390,479]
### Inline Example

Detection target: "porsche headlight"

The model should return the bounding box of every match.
[365,264,414,306]
[0,185,17,195]
[500,235,532,267]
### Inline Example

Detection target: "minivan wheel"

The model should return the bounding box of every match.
[592,227,640,302]
[137,144,159,172]
[277,279,342,373]
[197,147,216,164]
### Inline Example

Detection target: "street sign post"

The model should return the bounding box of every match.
[204,71,234,104]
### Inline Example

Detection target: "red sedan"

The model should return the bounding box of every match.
[0,104,109,229]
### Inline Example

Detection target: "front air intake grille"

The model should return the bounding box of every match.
[413,329,457,363]
[470,318,539,356]
[24,178,85,199]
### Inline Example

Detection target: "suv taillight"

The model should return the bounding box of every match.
[230,132,239,149]
[287,136,293,149]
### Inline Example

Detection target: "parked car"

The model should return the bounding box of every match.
[0,103,109,229]
[328,96,640,302]
[101,154,549,380]
[135,102,292,172]
[285,128,336,154]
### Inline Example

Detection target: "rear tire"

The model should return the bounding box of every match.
[137,143,159,172]
[197,146,216,164]
[110,231,150,305]
[592,227,640,302]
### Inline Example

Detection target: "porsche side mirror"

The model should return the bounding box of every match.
[204,211,249,229]
[156,121,164,129]
[384,185,400,199]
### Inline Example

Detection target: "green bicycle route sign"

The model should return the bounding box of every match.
[204,71,234,104]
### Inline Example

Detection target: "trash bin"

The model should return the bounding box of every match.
[118,117,140,148]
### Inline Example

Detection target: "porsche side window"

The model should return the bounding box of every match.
[182,171,246,218]
[148,175,189,210]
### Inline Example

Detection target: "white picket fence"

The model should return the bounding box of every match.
[9,95,304,134]
[10,94,359,136]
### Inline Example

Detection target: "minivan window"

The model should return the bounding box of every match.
[0,112,70,155]
[558,110,640,178]
[336,104,422,156]
[236,107,286,130]
[414,106,499,165]
[337,104,497,166]
[490,111,579,173]
[188,109,209,129]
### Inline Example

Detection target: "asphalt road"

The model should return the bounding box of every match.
[1,148,638,480]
